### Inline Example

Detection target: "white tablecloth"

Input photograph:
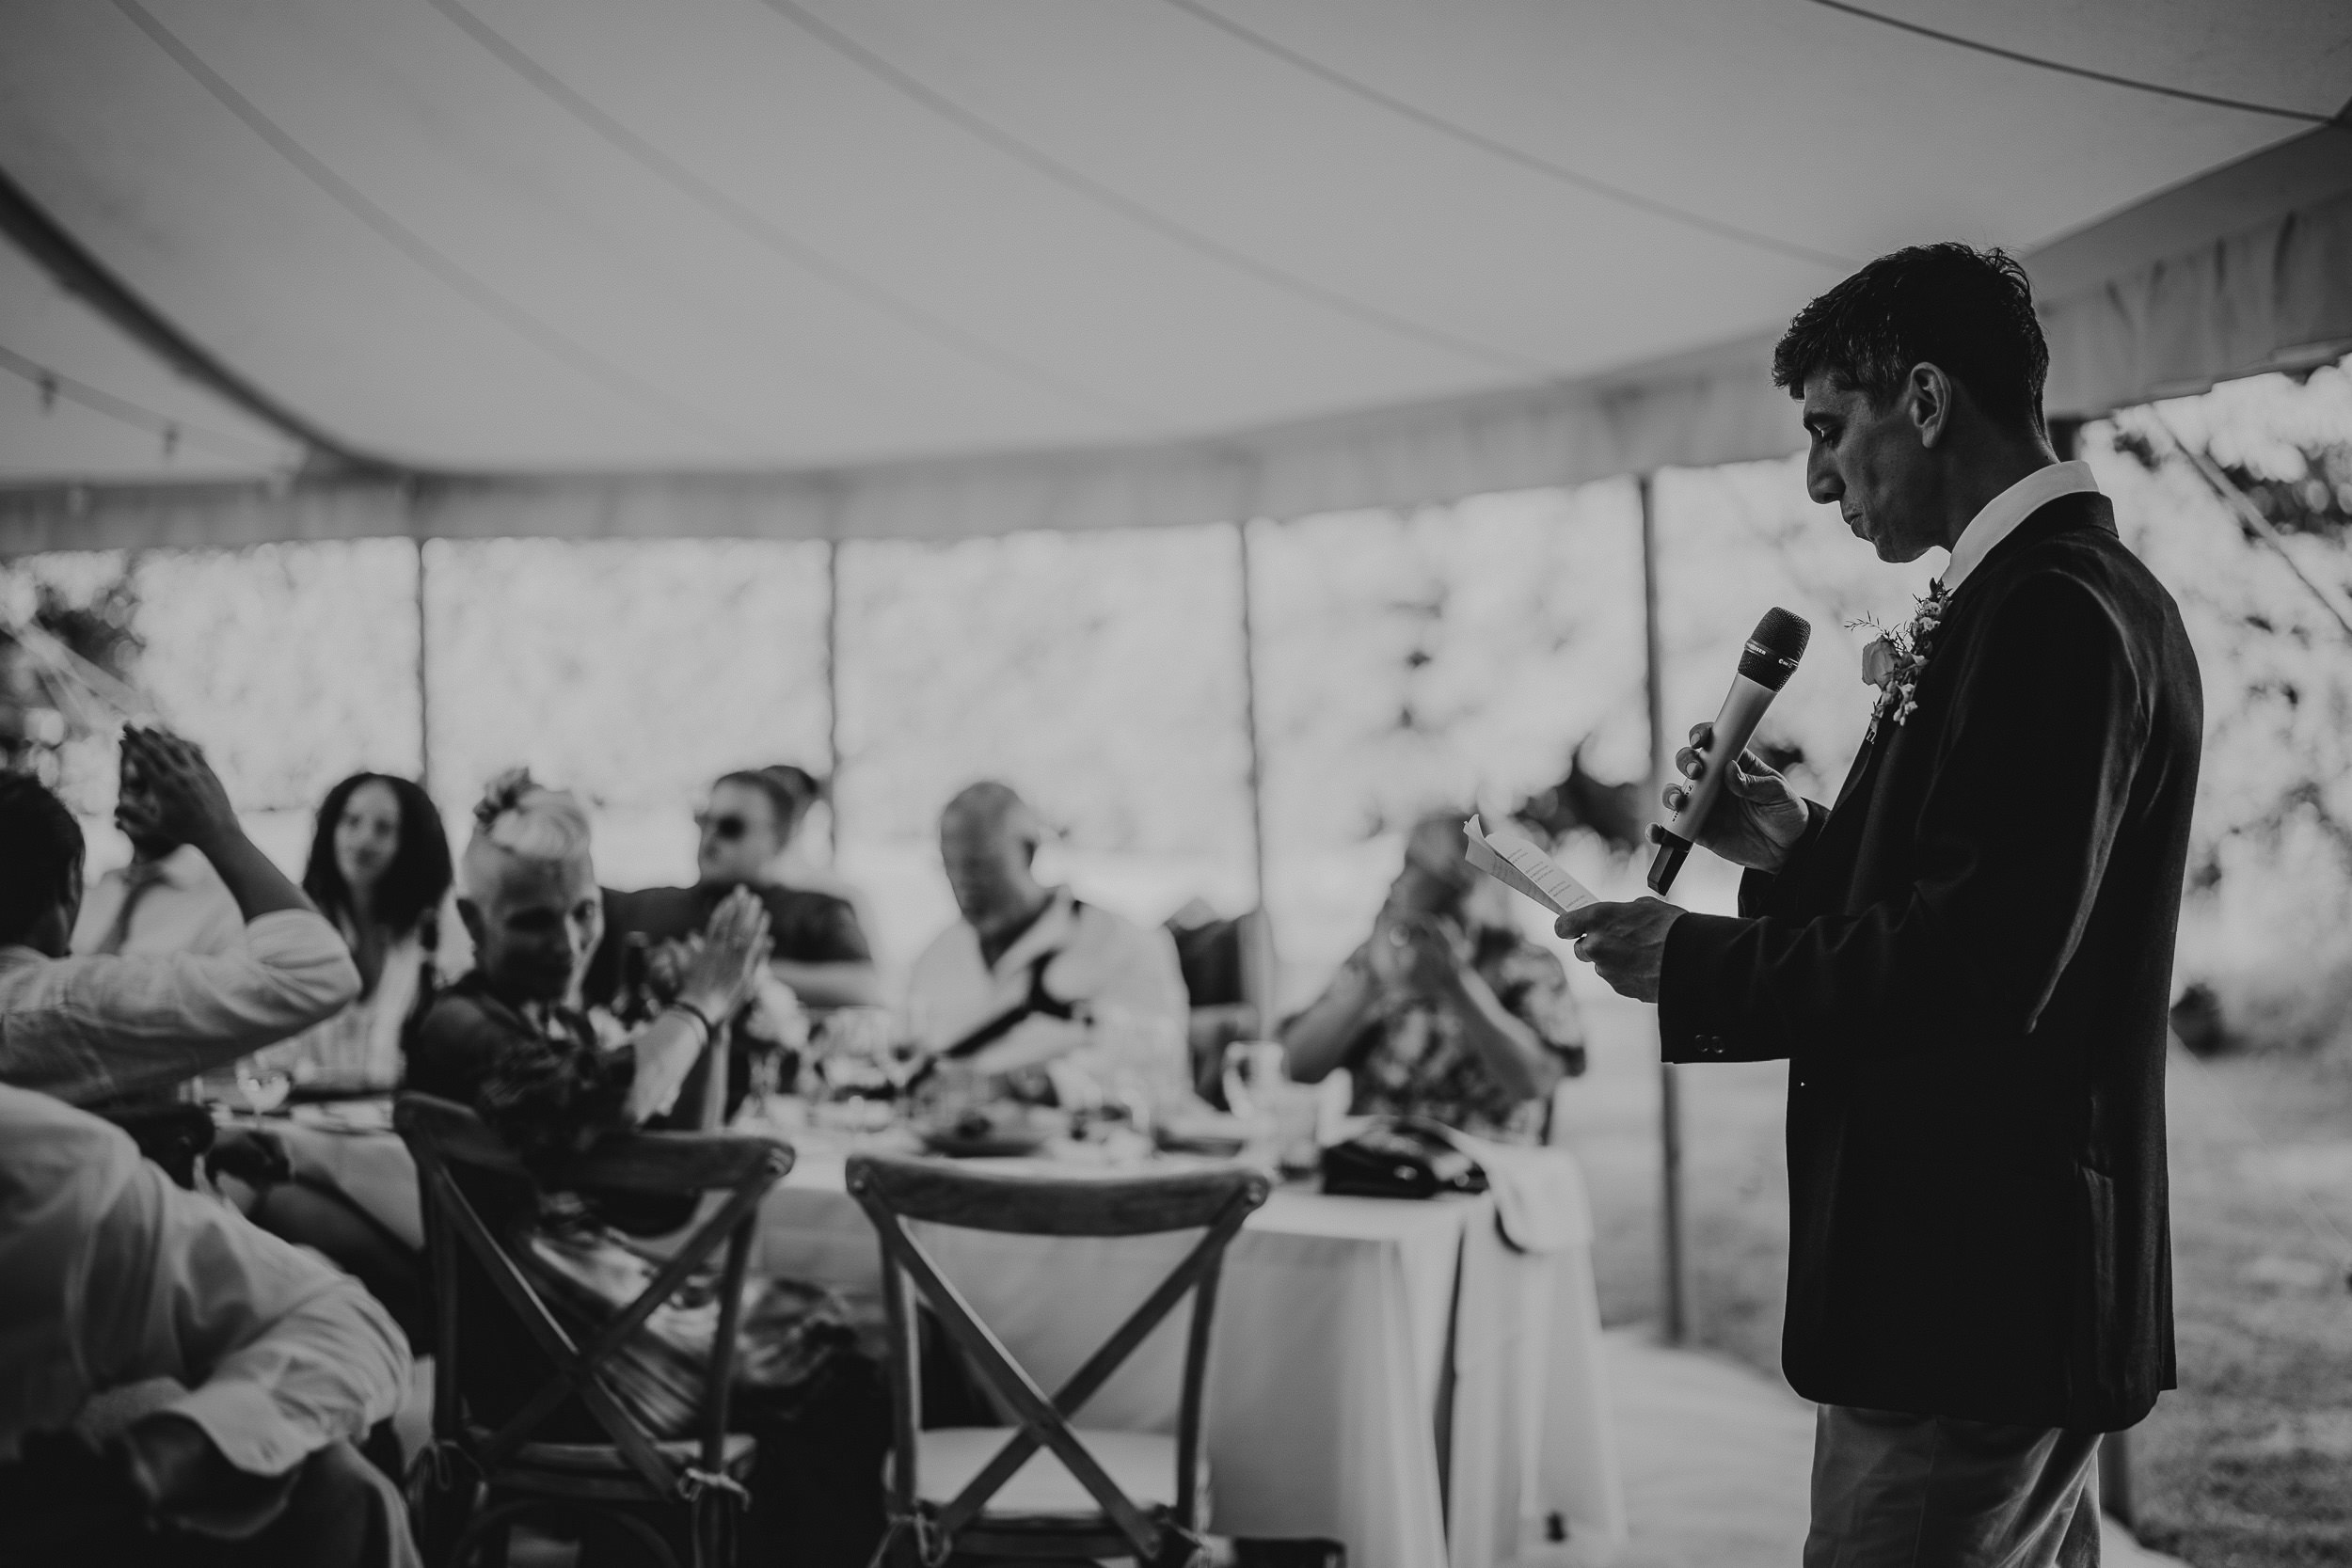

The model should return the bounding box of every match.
[261,1116,1626,1568]
[758,1157,1626,1568]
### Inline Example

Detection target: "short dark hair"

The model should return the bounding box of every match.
[302,772,453,950]
[0,773,86,944]
[1772,244,2048,435]
[715,766,822,841]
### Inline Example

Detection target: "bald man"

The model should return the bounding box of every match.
[905,783,1189,1101]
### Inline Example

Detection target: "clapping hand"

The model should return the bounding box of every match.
[681,887,772,1022]
[117,726,240,852]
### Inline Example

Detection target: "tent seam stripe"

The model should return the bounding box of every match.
[1158,0,1857,271]
[1808,0,2349,128]
[106,0,757,459]
[753,0,1554,378]
[421,0,1157,431]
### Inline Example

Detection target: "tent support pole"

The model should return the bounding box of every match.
[825,538,842,857]
[1641,471,1689,1346]
[414,534,431,794]
[1234,519,1268,911]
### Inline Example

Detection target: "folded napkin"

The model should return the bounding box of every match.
[1427,1128,1595,1255]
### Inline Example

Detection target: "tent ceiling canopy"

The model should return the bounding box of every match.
[1,0,2347,549]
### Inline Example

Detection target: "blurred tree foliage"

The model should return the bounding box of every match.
[0,554,143,803]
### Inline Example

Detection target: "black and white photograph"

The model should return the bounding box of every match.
[2,4,2349,1566]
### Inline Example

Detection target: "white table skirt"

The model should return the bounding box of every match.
[261,1117,1626,1567]
[759,1157,1627,1568]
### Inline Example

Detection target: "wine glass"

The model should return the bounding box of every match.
[237,1068,293,1116]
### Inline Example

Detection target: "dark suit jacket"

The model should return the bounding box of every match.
[1659,490,2201,1431]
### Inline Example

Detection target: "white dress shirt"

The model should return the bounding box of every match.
[0,910,360,1106]
[0,1085,408,1472]
[1941,459,2102,596]
[256,927,427,1090]
[907,886,1190,1089]
[72,843,248,958]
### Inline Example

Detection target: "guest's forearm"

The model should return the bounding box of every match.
[1281,977,1373,1084]
[1442,970,1559,1101]
[769,958,883,1009]
[966,1017,1089,1078]
[624,1010,712,1122]
[191,824,314,924]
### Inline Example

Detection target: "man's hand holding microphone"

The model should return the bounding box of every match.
[1557,607,1812,1002]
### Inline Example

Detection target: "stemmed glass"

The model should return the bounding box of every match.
[237,1067,293,1116]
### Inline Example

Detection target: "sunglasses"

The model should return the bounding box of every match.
[695,812,754,844]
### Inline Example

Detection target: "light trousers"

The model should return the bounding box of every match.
[1804,1403,2104,1568]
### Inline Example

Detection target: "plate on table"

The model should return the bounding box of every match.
[916,1105,1066,1159]
[1153,1109,1251,1158]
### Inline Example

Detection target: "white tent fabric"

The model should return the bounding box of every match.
[1,0,2347,549]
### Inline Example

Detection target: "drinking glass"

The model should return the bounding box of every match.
[1221,1039,1289,1123]
[237,1068,293,1116]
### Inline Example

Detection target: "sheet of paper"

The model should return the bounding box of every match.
[1463,815,1599,918]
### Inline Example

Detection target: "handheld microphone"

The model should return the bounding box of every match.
[1646,607,1811,895]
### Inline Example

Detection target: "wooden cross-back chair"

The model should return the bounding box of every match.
[394,1093,793,1568]
[846,1152,1272,1568]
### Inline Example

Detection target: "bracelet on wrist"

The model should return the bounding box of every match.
[666,1000,719,1041]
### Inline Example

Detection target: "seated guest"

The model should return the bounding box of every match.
[906,782,1190,1101]
[1282,812,1586,1145]
[225,776,453,1350]
[73,731,246,958]
[586,767,879,1121]
[1165,899,1275,1102]
[406,769,771,1168]
[593,766,878,1010]
[0,731,360,1108]
[257,772,453,1090]
[0,1083,416,1567]
[407,770,887,1566]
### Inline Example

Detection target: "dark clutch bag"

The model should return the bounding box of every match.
[1319,1118,1488,1200]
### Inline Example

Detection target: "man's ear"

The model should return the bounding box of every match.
[455,896,486,949]
[1907,362,1953,450]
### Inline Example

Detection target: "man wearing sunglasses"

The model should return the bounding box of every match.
[584,767,882,1119]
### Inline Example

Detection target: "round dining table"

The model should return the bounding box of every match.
[255,1100,1627,1568]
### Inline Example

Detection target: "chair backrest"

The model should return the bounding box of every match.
[846,1153,1270,1563]
[394,1093,793,1498]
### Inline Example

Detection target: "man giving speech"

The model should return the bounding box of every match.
[1560,245,2201,1567]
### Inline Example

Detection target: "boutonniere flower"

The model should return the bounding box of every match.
[1848,580,1949,736]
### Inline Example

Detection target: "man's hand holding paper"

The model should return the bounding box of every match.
[1458,814,1683,1003]
[1461,816,1599,918]
[1554,898,1684,1004]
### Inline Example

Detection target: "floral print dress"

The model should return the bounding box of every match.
[1333,923,1587,1145]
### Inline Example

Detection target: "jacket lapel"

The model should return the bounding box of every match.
[1830,493,2115,812]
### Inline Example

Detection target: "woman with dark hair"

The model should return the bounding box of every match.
[262,772,453,1090]
[210,776,453,1356]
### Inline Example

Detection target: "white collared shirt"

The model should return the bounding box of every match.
[0,1085,408,1472]
[1941,459,2101,596]
[72,844,247,958]
[0,910,360,1106]
[906,886,1189,1076]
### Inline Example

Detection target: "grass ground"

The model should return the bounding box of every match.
[1554,992,2352,1568]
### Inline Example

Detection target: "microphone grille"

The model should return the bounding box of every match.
[1737,607,1812,692]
